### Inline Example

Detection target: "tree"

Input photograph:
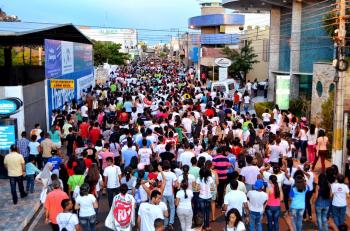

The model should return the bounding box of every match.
[221,40,259,82]
[92,40,129,66]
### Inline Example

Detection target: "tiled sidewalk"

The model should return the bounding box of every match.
[0,179,41,231]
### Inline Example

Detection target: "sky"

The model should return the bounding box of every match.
[1,0,269,43]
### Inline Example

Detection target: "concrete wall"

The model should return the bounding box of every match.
[311,63,335,123]
[201,6,225,15]
[22,80,47,134]
[241,26,270,82]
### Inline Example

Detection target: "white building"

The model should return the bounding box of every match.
[79,27,138,54]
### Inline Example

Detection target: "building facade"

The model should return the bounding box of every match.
[188,0,245,80]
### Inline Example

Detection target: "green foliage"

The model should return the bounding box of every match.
[323,9,350,45]
[289,96,311,118]
[0,47,4,66]
[221,40,259,82]
[254,102,274,118]
[92,41,129,66]
[320,92,334,133]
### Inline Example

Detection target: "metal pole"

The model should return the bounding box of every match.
[332,0,346,173]
[186,32,189,67]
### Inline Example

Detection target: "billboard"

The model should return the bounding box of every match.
[45,39,94,124]
[276,75,291,110]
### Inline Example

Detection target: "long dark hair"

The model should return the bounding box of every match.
[181,180,189,199]
[269,175,280,199]
[199,167,211,183]
[225,208,242,229]
[294,175,306,192]
[318,173,331,199]
[310,124,316,135]
[86,163,99,187]
[124,166,133,182]
[182,164,189,183]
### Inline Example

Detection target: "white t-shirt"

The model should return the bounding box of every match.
[138,148,152,166]
[178,174,196,191]
[182,118,192,133]
[196,176,214,199]
[95,174,103,192]
[244,96,250,104]
[75,194,96,217]
[57,212,79,231]
[262,113,271,122]
[226,221,246,231]
[224,190,247,216]
[103,165,122,189]
[246,82,252,91]
[81,105,89,117]
[176,189,194,210]
[331,183,349,207]
[240,166,260,185]
[197,152,213,162]
[179,151,195,167]
[138,203,164,231]
[269,144,283,163]
[247,190,268,212]
[28,142,40,155]
[157,171,177,196]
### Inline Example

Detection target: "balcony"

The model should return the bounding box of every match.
[188,14,244,29]
[192,33,240,45]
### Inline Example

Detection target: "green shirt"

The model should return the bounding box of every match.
[67,175,85,191]
[189,166,200,192]
[110,84,117,93]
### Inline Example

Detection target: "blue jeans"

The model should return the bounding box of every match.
[316,207,329,231]
[9,176,26,204]
[26,174,35,193]
[192,192,200,218]
[290,208,304,231]
[249,211,263,231]
[79,214,96,231]
[332,205,346,227]
[266,206,280,231]
[162,195,175,226]
[199,198,211,228]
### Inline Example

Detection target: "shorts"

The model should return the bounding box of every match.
[53,142,62,149]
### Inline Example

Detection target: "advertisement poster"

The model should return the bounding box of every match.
[219,67,228,81]
[276,75,291,110]
[0,125,16,151]
[45,39,94,124]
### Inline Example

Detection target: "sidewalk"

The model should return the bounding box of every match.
[0,179,41,231]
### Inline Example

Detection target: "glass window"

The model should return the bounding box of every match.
[316,81,323,97]
[329,83,335,93]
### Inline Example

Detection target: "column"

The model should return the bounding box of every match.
[289,0,302,98]
[268,6,280,101]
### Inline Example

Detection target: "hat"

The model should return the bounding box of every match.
[254,179,264,190]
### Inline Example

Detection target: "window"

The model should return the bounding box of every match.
[329,83,335,93]
[316,81,323,97]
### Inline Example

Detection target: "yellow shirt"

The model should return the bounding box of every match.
[4,152,24,177]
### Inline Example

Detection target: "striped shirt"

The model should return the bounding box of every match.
[213,155,230,180]
[16,138,30,158]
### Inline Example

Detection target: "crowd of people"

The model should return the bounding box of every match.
[5,59,350,231]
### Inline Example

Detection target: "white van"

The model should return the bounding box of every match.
[211,79,240,98]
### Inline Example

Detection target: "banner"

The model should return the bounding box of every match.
[61,41,74,75]
[45,39,62,78]
[219,67,228,81]
[50,79,75,89]
[77,73,94,101]
[276,75,291,110]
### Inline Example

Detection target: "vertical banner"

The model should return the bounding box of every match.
[45,39,62,78]
[276,75,291,110]
[219,67,228,81]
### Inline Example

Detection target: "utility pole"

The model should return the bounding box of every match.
[332,0,347,173]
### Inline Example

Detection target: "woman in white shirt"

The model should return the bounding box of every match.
[225,208,246,231]
[306,124,317,163]
[298,126,308,158]
[196,167,214,230]
[75,183,98,231]
[175,180,194,231]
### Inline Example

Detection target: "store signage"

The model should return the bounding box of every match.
[0,125,16,151]
[50,79,75,89]
[0,98,23,116]
[215,58,232,67]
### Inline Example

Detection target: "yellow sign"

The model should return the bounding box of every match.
[50,79,74,89]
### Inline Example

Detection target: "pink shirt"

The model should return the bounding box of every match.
[267,187,280,206]
[99,151,114,170]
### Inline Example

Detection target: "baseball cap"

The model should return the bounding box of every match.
[254,179,264,190]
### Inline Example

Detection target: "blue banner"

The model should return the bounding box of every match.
[45,39,62,78]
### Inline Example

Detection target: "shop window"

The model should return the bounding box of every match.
[316,81,323,97]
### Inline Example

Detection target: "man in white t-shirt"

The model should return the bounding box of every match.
[262,109,271,126]
[181,112,192,138]
[240,158,260,192]
[223,180,248,217]
[103,157,122,208]
[81,102,89,118]
[138,139,152,166]
[138,190,165,231]
[246,80,252,95]
[157,161,177,229]
[179,143,195,168]
[247,180,268,231]
[56,199,80,231]
[331,175,350,226]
